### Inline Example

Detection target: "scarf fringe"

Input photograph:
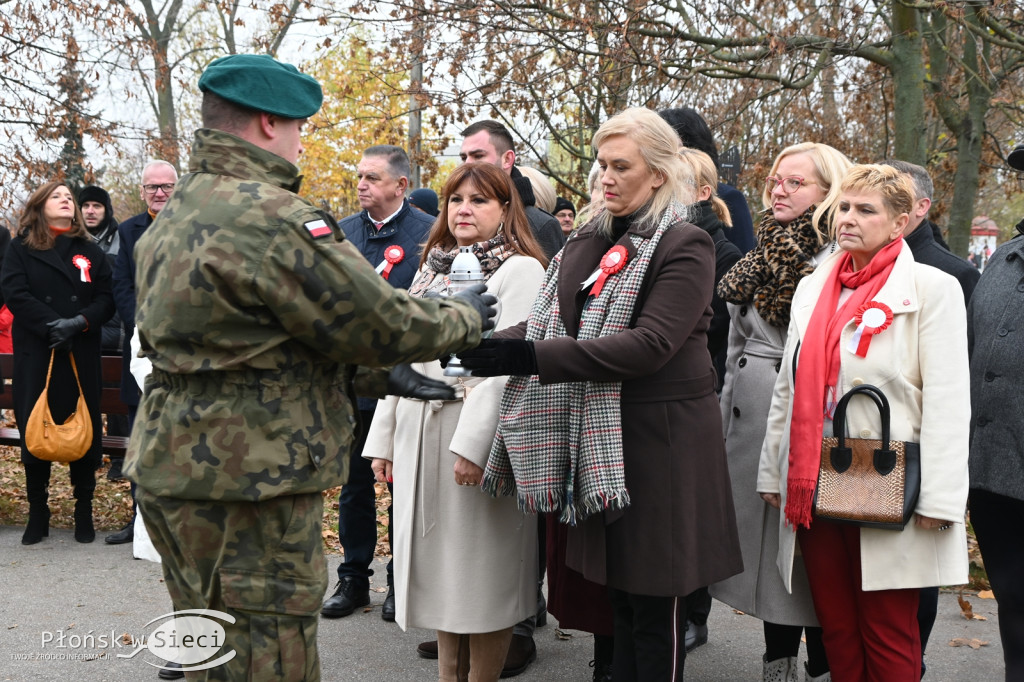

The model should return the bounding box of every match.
[785,478,817,530]
[518,490,566,516]
[481,474,516,499]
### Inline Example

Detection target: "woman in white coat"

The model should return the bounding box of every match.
[758,165,969,682]
[366,162,547,682]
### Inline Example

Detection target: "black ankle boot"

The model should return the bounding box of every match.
[22,463,52,545]
[22,505,51,545]
[74,498,95,543]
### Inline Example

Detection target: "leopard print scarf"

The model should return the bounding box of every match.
[716,207,823,328]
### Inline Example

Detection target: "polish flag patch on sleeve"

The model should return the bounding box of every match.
[304,219,332,238]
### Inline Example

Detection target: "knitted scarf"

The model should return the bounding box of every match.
[717,207,823,328]
[785,237,904,529]
[408,234,518,296]
[481,202,684,525]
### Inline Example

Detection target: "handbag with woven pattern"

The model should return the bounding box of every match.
[813,384,920,530]
[25,350,93,462]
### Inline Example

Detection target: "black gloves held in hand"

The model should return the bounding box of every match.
[451,283,498,332]
[455,338,538,377]
[46,315,88,351]
[387,364,456,401]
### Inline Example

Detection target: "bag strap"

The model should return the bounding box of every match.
[67,351,86,401]
[831,384,891,449]
[43,349,56,389]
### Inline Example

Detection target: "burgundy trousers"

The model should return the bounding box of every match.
[798,520,921,682]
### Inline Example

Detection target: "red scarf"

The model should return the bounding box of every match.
[785,237,904,529]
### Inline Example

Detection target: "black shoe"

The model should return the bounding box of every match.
[107,458,125,481]
[500,634,537,678]
[381,585,396,622]
[589,659,613,682]
[416,640,438,659]
[105,521,134,545]
[21,506,50,545]
[157,661,184,679]
[684,619,708,652]
[321,577,369,618]
[74,499,95,544]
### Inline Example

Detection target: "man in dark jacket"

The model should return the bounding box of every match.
[104,161,177,545]
[78,186,125,356]
[884,158,979,678]
[884,160,979,305]
[460,119,565,262]
[78,185,132,482]
[321,145,433,624]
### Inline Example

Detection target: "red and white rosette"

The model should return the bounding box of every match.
[847,301,893,357]
[589,245,628,298]
[375,245,405,280]
[72,255,92,283]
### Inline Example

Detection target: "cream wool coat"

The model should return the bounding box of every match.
[758,242,970,593]
[363,254,545,632]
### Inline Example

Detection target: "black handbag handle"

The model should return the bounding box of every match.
[832,384,890,448]
[829,384,898,476]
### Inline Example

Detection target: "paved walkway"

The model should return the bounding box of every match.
[0,525,1005,680]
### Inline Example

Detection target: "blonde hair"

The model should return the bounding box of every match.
[584,107,696,235]
[517,166,557,213]
[678,147,732,227]
[761,142,853,245]
[839,164,914,219]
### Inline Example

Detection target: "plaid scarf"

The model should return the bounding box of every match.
[482,203,683,525]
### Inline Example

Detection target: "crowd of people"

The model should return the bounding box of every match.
[5,52,1023,682]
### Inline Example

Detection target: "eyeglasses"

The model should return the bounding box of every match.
[765,176,816,193]
[142,183,175,195]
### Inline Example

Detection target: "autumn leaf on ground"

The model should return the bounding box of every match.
[948,638,989,649]
[958,592,975,620]
[554,629,573,641]
[978,590,995,599]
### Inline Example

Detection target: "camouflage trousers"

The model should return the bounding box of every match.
[137,488,327,681]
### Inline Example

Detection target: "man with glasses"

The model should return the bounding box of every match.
[106,161,178,551]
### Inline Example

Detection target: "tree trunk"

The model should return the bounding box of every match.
[890,1,927,165]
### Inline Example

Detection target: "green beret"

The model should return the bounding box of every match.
[198,54,323,119]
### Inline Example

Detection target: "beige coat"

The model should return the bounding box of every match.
[758,243,970,592]
[363,255,545,632]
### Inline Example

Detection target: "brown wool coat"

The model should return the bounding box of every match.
[513,218,744,597]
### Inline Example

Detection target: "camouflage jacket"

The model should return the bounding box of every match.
[124,129,482,501]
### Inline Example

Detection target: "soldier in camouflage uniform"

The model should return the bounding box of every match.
[123,54,495,682]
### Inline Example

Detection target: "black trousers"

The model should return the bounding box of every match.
[336,409,392,587]
[970,488,1024,681]
[609,588,687,681]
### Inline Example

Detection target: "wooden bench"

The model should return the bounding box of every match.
[0,353,131,457]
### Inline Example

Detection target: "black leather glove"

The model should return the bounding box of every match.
[451,283,498,332]
[455,338,538,377]
[46,315,88,351]
[387,364,456,400]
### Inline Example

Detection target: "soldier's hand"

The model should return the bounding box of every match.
[451,283,498,332]
[387,364,456,401]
